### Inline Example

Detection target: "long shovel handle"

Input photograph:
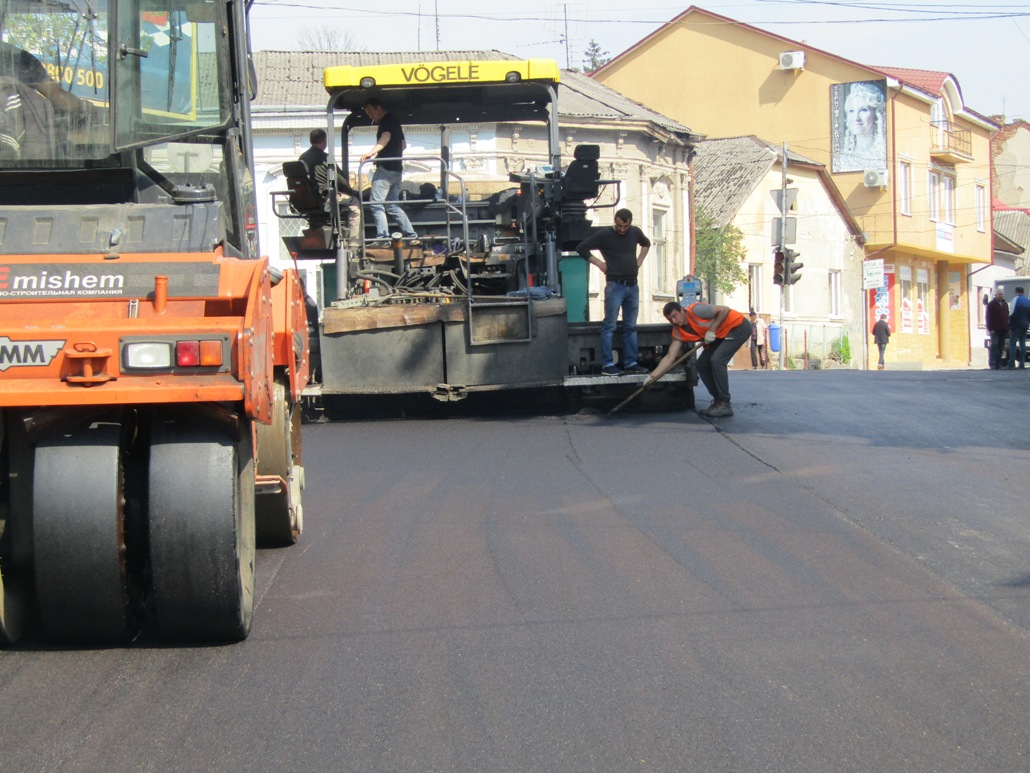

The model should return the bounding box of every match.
[605,342,703,417]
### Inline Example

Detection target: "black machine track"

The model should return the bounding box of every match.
[148,416,255,641]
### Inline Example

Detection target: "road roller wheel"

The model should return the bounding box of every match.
[148,415,255,641]
[255,379,304,546]
[0,557,26,645]
[33,422,133,641]
[0,415,26,645]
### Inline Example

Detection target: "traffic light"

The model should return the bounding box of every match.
[774,247,803,286]
[773,248,786,286]
[784,248,803,285]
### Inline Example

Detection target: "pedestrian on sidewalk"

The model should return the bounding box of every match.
[872,314,890,370]
[986,289,1010,370]
[749,310,768,369]
[1008,287,1030,369]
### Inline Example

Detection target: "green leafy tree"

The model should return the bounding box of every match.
[693,207,748,300]
[582,39,610,72]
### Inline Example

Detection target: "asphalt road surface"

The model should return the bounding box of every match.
[2,369,1030,772]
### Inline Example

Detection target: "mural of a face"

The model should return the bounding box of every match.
[845,93,877,137]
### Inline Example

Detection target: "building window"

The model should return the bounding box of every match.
[917,268,930,335]
[650,207,668,298]
[749,263,763,313]
[928,170,940,222]
[942,171,956,225]
[975,183,987,232]
[899,160,912,216]
[829,270,842,317]
[976,284,989,327]
[900,265,913,333]
[783,284,794,315]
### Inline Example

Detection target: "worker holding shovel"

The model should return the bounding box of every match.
[644,300,752,418]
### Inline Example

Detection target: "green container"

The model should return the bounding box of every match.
[559,256,589,323]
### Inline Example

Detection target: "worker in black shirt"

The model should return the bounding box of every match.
[360,98,417,241]
[576,208,651,375]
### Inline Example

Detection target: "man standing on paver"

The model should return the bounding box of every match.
[576,208,651,377]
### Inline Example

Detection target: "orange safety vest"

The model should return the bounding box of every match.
[671,303,746,343]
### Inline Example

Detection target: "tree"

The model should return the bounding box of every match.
[296,26,363,52]
[582,39,610,72]
[693,207,749,300]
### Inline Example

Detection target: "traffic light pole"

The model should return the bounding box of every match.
[778,142,787,371]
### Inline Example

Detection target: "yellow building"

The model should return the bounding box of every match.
[593,6,996,368]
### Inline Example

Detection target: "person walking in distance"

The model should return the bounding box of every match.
[748,310,768,369]
[1008,287,1030,369]
[986,289,1010,370]
[872,314,890,370]
[644,300,752,418]
[576,208,651,376]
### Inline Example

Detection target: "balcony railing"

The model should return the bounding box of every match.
[930,120,972,161]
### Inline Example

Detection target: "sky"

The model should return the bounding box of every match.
[248,1,1030,123]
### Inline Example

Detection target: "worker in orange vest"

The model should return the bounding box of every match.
[645,300,752,418]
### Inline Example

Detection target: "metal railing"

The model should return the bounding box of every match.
[930,120,972,159]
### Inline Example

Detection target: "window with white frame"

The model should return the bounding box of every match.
[650,207,668,297]
[899,160,912,216]
[829,269,842,317]
[928,170,941,222]
[975,183,986,232]
[917,268,930,335]
[942,171,956,225]
[749,263,763,313]
[976,284,989,327]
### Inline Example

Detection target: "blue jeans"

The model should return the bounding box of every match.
[1009,326,1028,368]
[600,281,639,368]
[368,167,415,238]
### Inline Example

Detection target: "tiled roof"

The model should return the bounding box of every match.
[557,69,694,137]
[252,50,694,137]
[692,136,818,227]
[995,210,1030,262]
[872,67,949,97]
[253,50,516,107]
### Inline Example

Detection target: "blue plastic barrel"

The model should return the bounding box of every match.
[768,322,781,353]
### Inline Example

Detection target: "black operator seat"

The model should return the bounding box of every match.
[281,160,328,223]
[563,143,601,200]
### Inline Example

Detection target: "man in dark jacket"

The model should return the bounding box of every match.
[1008,287,1030,369]
[986,288,1010,370]
[872,314,890,370]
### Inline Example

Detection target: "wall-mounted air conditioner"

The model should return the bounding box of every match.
[778,51,805,71]
[864,169,888,188]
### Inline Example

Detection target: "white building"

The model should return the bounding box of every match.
[692,136,866,368]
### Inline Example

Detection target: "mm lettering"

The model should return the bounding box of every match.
[400,63,480,84]
[0,337,65,372]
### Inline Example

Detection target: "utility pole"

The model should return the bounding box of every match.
[561,4,571,69]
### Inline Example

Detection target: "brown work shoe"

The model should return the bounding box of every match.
[705,401,734,418]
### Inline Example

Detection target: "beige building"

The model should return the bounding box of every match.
[593,6,996,369]
[993,120,1030,209]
